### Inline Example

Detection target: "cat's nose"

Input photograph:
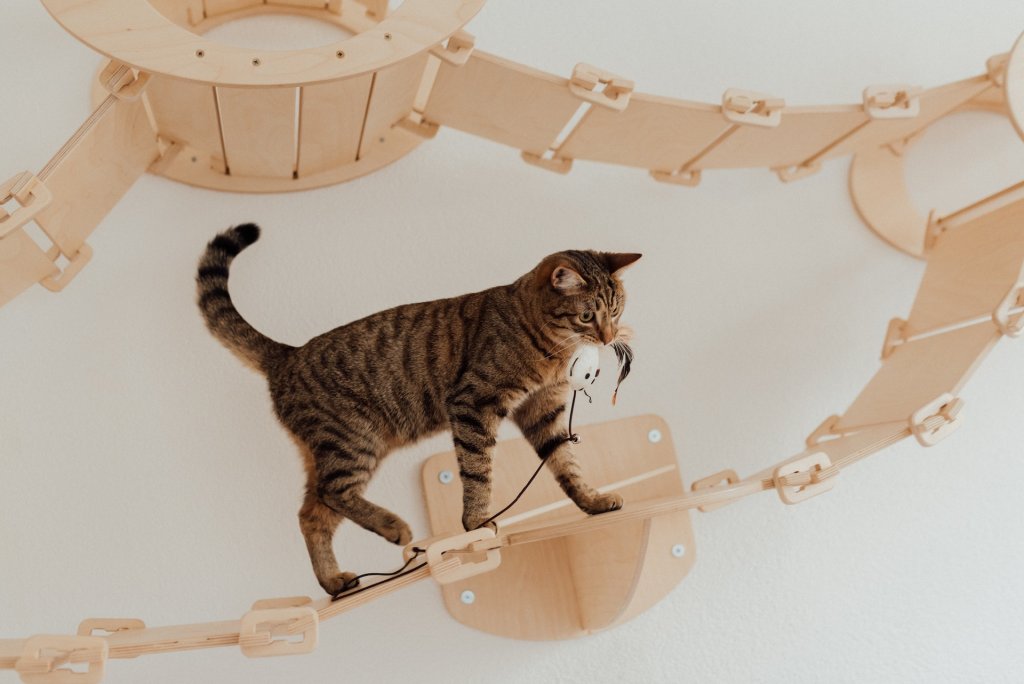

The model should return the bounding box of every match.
[599,326,614,345]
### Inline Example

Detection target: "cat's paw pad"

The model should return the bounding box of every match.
[583,491,623,515]
[323,571,360,596]
[378,516,413,546]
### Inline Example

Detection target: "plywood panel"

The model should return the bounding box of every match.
[422,414,694,640]
[907,196,1024,334]
[146,75,225,172]
[35,96,159,255]
[423,50,583,155]
[695,106,867,170]
[298,74,373,176]
[558,93,728,170]
[217,87,298,178]
[359,54,428,159]
[837,322,1001,431]
[0,230,58,307]
[826,77,992,158]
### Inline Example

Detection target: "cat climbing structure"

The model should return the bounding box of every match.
[3,1,1024,682]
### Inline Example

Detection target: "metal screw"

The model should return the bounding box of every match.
[460,590,475,605]
[648,429,662,444]
[195,49,205,58]
[438,470,454,485]
[384,32,393,40]
[252,58,261,66]
[671,544,686,558]
[336,50,345,59]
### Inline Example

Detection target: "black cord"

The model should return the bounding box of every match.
[330,390,583,601]
[331,547,427,602]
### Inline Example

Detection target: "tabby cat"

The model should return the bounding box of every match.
[196,224,640,595]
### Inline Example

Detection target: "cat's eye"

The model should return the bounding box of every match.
[579,311,595,323]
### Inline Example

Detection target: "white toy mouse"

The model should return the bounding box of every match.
[567,344,601,391]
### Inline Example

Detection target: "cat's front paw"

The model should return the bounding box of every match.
[322,571,360,596]
[581,491,623,515]
[377,515,413,546]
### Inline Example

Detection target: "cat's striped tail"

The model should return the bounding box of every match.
[196,224,290,372]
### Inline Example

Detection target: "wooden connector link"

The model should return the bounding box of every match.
[16,635,108,684]
[238,606,318,658]
[690,469,740,512]
[77,619,145,660]
[722,88,784,127]
[0,172,52,240]
[987,53,1009,88]
[39,243,94,293]
[910,393,964,447]
[424,527,501,585]
[99,61,151,101]
[863,84,921,119]
[522,151,573,174]
[650,168,702,187]
[993,281,1024,337]
[924,208,945,253]
[773,452,836,504]
[773,161,822,183]
[881,317,908,359]
[429,30,475,66]
[397,116,440,140]
[569,63,634,112]
[805,414,841,448]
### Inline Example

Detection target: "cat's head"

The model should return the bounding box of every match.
[529,250,641,349]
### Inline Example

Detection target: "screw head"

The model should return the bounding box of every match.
[671,544,686,558]
[648,429,662,444]
[460,590,475,605]
[438,470,454,485]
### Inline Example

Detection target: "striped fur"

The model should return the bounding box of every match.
[197,225,640,595]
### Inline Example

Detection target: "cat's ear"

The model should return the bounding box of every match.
[604,252,642,275]
[551,265,586,293]
[550,264,587,294]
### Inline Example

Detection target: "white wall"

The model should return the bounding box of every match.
[3,2,1024,682]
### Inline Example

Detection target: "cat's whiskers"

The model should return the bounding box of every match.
[544,333,585,359]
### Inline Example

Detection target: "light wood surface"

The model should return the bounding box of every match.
[907,195,1024,334]
[421,414,695,640]
[423,51,585,156]
[144,75,227,173]
[40,0,486,87]
[217,86,298,177]
[837,321,1000,432]
[358,53,429,159]
[298,75,374,176]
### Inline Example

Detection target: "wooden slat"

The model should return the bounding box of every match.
[0,639,24,670]
[217,87,298,178]
[695,106,867,170]
[558,93,728,170]
[35,96,159,256]
[298,75,373,175]
[271,0,331,8]
[358,54,428,159]
[826,77,992,158]
[0,230,59,307]
[907,196,1024,334]
[103,621,240,657]
[837,322,1001,431]
[146,76,226,173]
[423,50,583,155]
